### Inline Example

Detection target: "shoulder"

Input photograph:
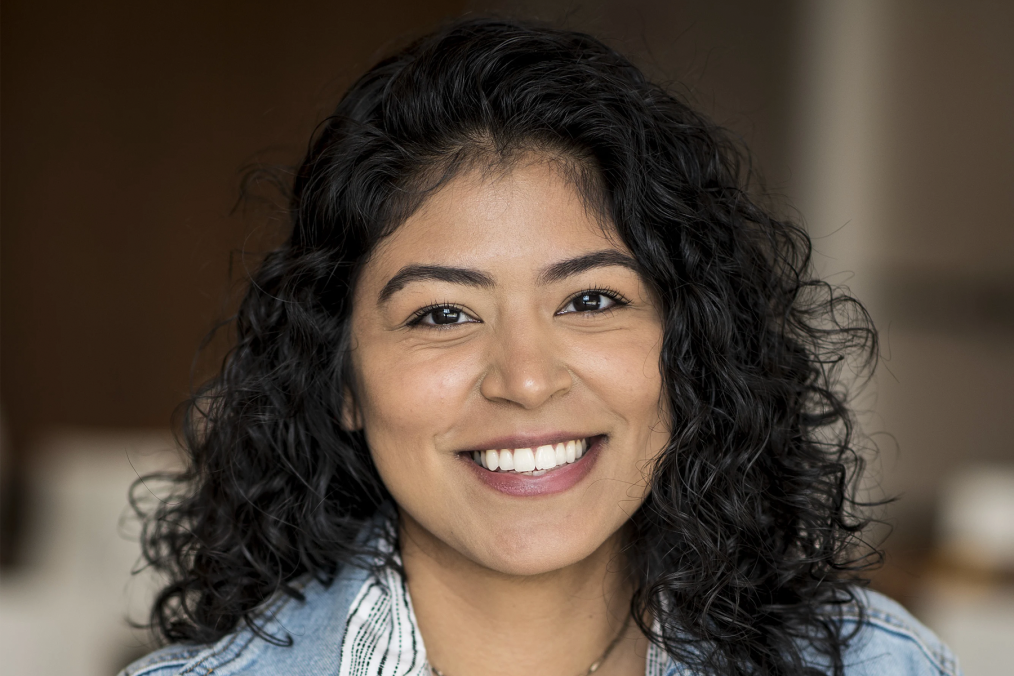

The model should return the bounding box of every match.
[118,564,372,676]
[116,644,207,676]
[659,589,962,676]
[834,588,962,676]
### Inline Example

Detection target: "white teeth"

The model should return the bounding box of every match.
[472,438,592,473]
[554,443,566,466]
[513,448,536,472]
[535,445,556,470]
[484,449,499,471]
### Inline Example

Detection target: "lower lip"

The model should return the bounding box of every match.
[462,437,604,497]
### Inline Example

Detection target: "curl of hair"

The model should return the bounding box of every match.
[134,17,880,675]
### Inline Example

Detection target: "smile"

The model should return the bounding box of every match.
[463,436,604,497]
[470,438,589,475]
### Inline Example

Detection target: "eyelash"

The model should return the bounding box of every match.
[406,287,630,328]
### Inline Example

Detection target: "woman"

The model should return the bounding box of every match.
[124,18,960,676]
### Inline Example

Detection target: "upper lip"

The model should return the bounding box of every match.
[458,433,600,453]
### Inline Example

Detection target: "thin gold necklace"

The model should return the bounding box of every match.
[428,612,632,676]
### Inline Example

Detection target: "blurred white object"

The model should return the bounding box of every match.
[920,585,1014,676]
[937,464,1014,569]
[0,429,182,676]
[917,463,1014,676]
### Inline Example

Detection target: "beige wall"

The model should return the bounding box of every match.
[790,0,1014,548]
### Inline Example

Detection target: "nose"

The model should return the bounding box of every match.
[479,322,573,409]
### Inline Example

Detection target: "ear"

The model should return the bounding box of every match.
[340,386,363,431]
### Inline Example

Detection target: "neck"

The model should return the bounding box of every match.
[399,509,647,676]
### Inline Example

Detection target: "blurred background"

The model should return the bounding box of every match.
[2,1,1012,674]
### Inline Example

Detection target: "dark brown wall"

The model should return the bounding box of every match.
[475,0,798,189]
[1,0,798,452]
[1,1,467,451]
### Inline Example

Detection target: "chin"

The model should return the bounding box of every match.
[463,516,618,577]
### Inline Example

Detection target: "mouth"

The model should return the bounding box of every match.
[461,435,605,497]
[468,437,592,476]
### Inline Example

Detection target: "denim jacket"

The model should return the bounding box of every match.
[121,554,961,676]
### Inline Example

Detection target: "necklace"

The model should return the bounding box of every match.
[428,612,632,676]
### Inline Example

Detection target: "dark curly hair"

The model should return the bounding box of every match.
[135,17,880,676]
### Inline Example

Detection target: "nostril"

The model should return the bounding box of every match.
[478,349,573,410]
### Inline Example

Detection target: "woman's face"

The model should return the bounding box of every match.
[349,158,668,575]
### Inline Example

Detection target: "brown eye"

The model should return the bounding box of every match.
[574,293,605,311]
[410,304,478,327]
[430,307,462,324]
[559,291,623,315]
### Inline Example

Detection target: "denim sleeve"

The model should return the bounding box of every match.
[660,589,963,676]
[115,629,270,676]
[836,589,962,676]
[116,564,373,676]
[116,644,205,676]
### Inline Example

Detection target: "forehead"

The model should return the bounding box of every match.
[362,160,624,281]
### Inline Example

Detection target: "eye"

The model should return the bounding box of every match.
[557,290,627,315]
[409,305,479,327]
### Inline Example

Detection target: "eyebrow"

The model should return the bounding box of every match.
[378,265,495,303]
[536,250,640,285]
[377,249,641,304]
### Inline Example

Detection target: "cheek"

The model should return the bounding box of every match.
[572,329,664,416]
[355,341,482,449]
